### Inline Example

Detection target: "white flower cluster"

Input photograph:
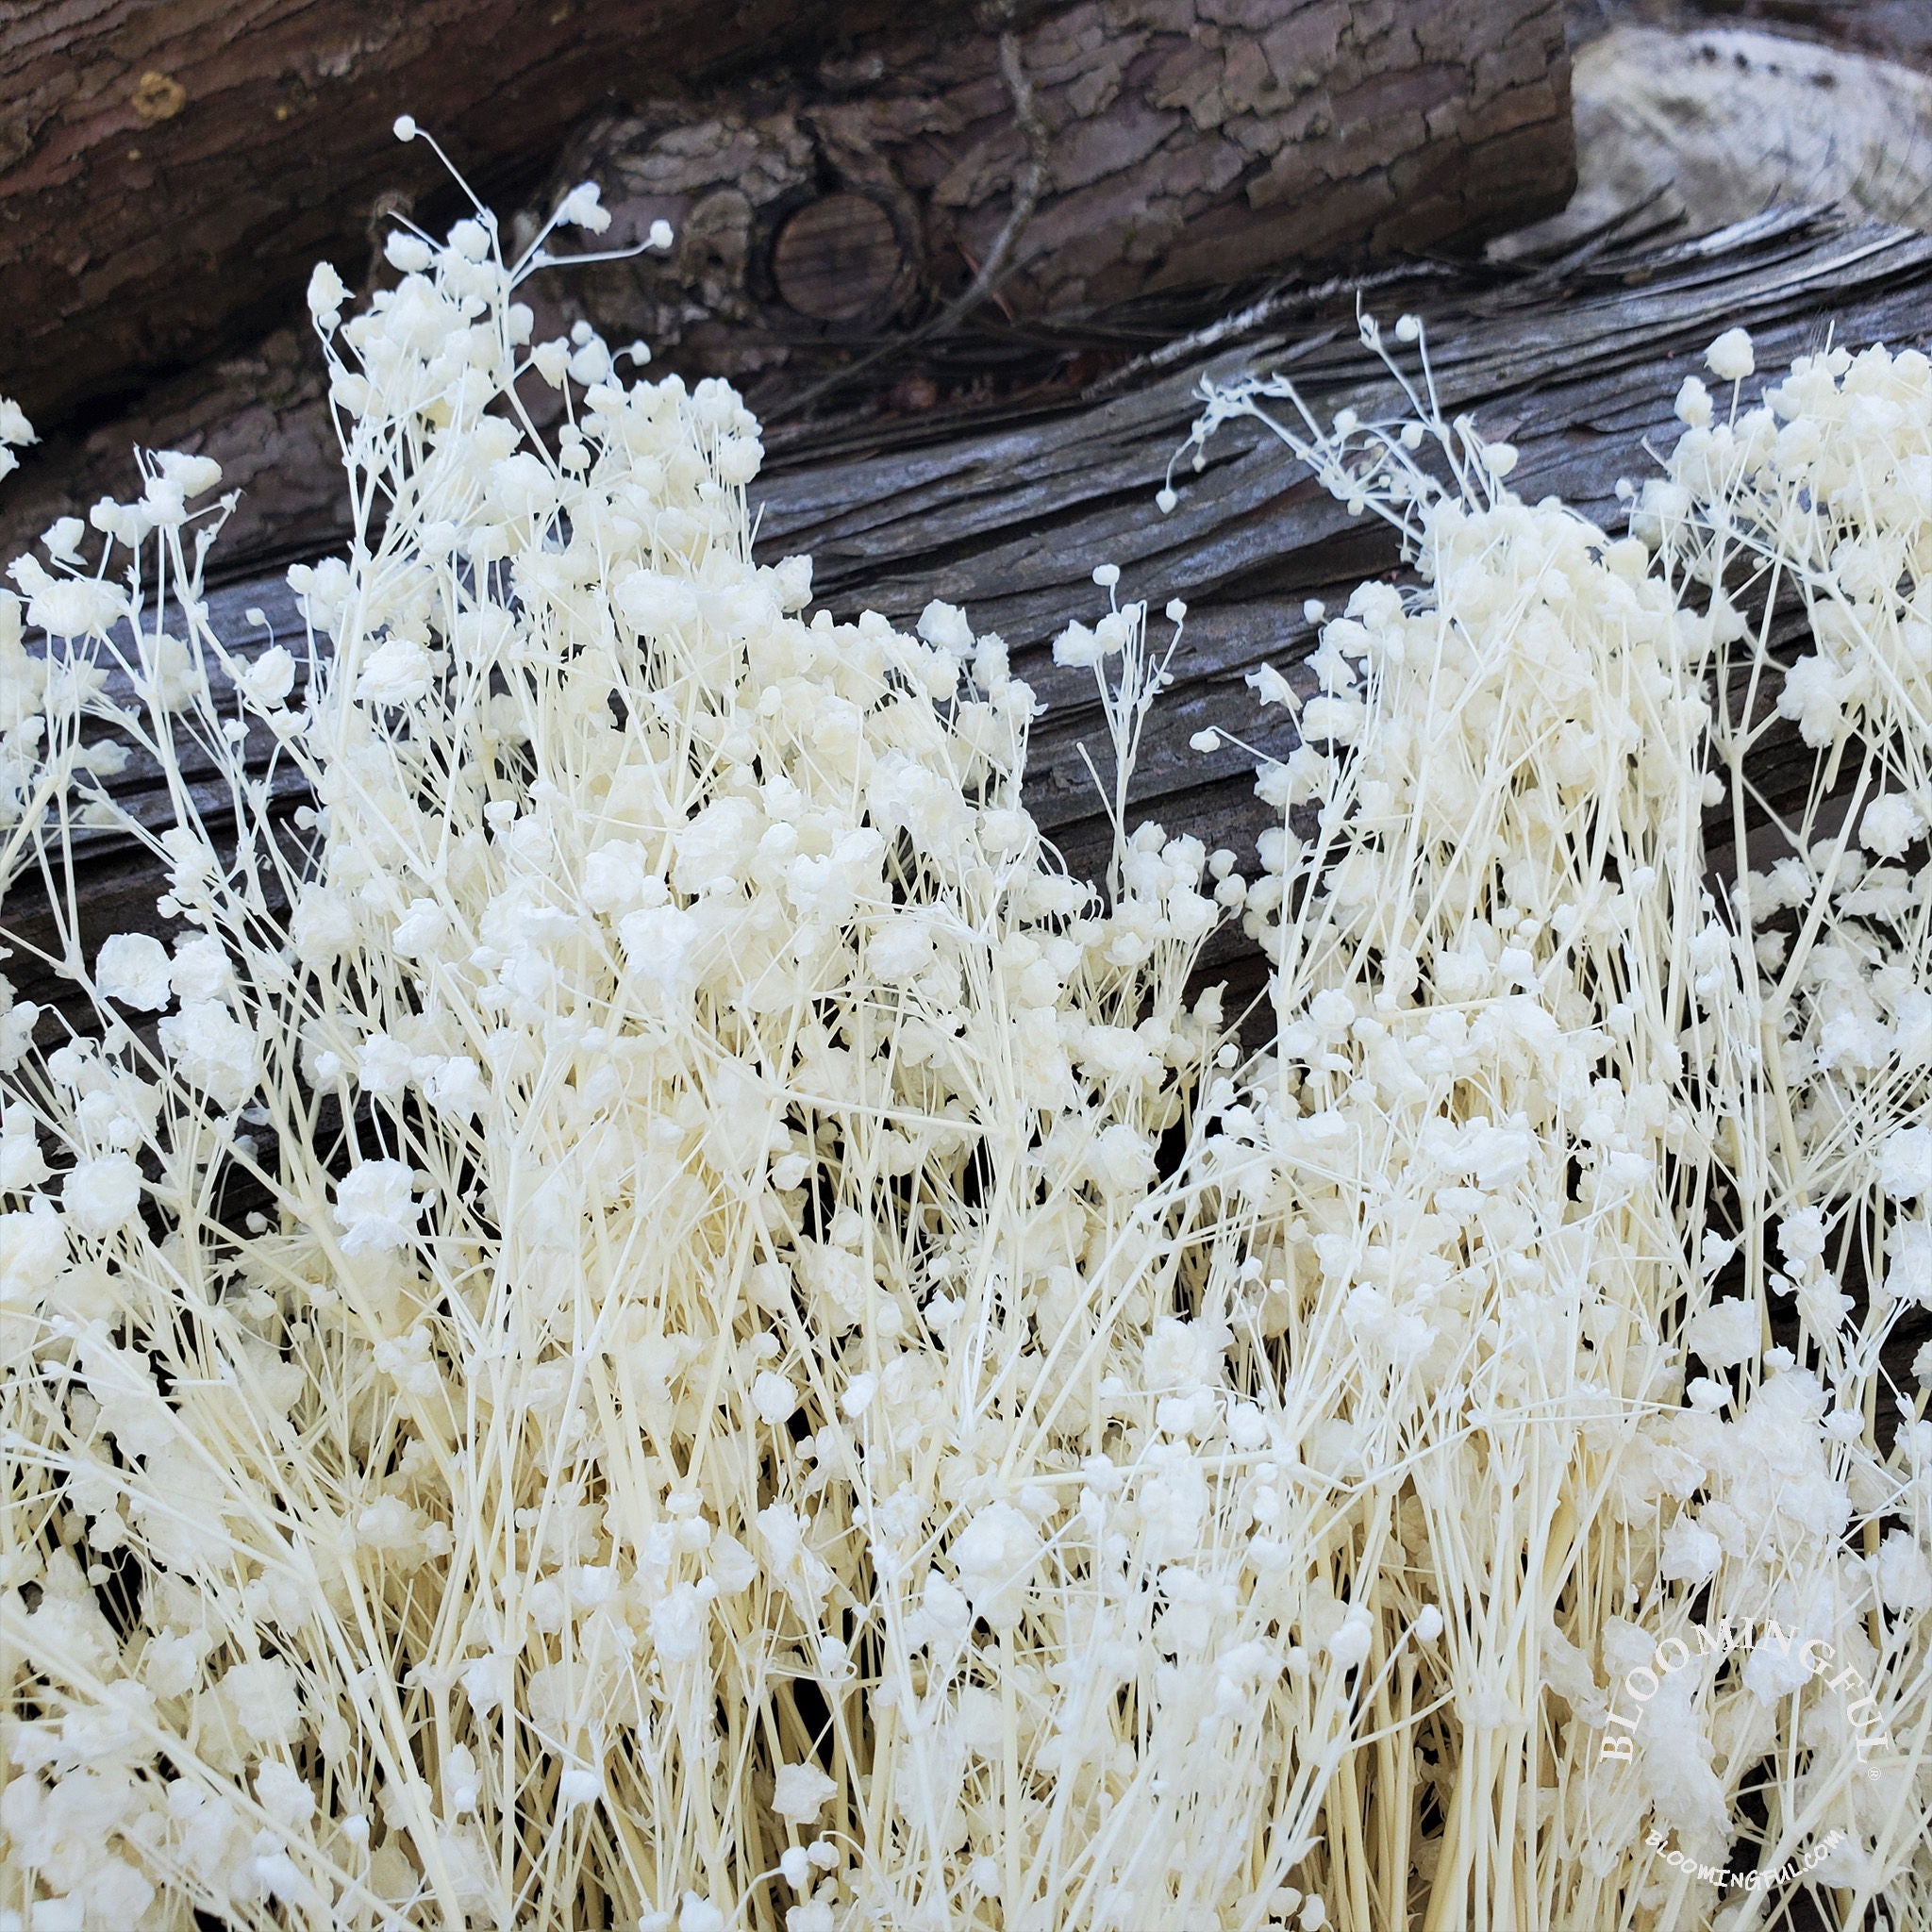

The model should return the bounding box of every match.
[0,168,1337,1932]
[0,154,1927,1931]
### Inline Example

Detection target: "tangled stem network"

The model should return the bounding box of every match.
[0,127,1927,1932]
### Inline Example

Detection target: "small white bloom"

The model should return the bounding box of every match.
[650,1582,708,1661]
[1860,793,1925,858]
[0,1119,49,1191]
[1882,1127,1932,1204]
[307,261,348,325]
[95,932,173,1011]
[333,1159,418,1253]
[1324,1604,1373,1670]
[157,450,223,498]
[1705,326,1755,382]
[221,1657,300,1744]
[157,1000,257,1108]
[1086,1123,1154,1200]
[42,517,85,563]
[772,1761,837,1825]
[1886,1224,1932,1307]
[291,886,357,966]
[235,644,296,708]
[385,231,432,273]
[1685,1297,1758,1369]
[170,933,234,1003]
[1873,1527,1932,1610]
[15,562,124,638]
[392,898,449,958]
[619,904,700,990]
[256,1760,317,1831]
[917,600,974,652]
[752,1370,799,1424]
[0,1205,64,1299]
[1674,375,1712,428]
[356,1032,413,1098]
[559,181,611,232]
[677,1897,724,1932]
[1052,620,1102,669]
[354,635,434,706]
[1659,1517,1723,1584]
[952,1500,1040,1632]
[62,1154,142,1238]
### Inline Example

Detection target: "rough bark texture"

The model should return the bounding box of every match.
[0,0,922,428]
[0,0,1575,557]
[0,0,1574,434]
[542,0,1576,384]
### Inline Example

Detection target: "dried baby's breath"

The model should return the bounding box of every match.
[0,142,1928,1932]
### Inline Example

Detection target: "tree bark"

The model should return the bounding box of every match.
[0,0,921,429]
[542,0,1576,387]
[0,0,1573,438]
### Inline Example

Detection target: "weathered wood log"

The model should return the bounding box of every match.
[0,0,1568,438]
[0,0,1574,551]
[541,0,1576,389]
[0,0,928,429]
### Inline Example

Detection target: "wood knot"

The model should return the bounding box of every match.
[131,71,187,123]
[771,192,903,323]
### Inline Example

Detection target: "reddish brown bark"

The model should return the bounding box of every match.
[0,0,914,428]
[0,0,1574,558]
[543,0,1575,383]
